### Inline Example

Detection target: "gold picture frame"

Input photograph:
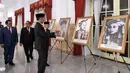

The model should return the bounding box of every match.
[49,19,56,31]
[98,15,129,54]
[72,16,93,46]
[55,18,71,41]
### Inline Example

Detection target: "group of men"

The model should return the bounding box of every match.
[0,13,56,73]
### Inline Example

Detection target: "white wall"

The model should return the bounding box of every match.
[2,0,38,26]
[52,0,75,24]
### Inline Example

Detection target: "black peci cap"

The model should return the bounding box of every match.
[44,22,49,25]
[36,13,45,18]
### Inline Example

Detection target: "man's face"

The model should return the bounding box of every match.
[7,21,12,27]
[44,24,49,29]
[81,22,87,30]
[26,22,31,27]
[40,17,45,24]
[109,23,119,34]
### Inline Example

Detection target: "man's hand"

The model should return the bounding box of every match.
[16,43,18,45]
[1,44,4,48]
[20,43,23,46]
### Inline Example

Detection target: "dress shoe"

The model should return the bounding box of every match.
[27,60,30,63]
[30,56,33,60]
[46,63,50,66]
[5,61,8,65]
[9,63,15,66]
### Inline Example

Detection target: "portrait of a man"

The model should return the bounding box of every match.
[73,17,93,45]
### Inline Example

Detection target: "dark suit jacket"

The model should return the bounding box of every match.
[20,27,35,45]
[0,27,18,47]
[34,22,56,50]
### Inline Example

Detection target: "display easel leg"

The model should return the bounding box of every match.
[61,41,63,64]
[49,40,58,53]
[87,46,96,60]
[83,46,87,73]
[65,40,72,50]
[121,56,130,72]
[86,46,96,73]
[61,40,73,64]
[115,53,120,73]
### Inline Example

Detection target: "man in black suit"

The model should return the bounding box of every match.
[43,21,52,67]
[20,21,35,63]
[34,13,56,73]
[0,20,18,66]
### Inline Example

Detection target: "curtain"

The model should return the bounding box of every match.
[30,10,34,24]
[31,9,38,28]
[45,0,52,21]
[15,8,24,28]
[17,14,22,35]
[34,9,38,23]
[45,5,51,21]
[73,0,86,55]
[93,0,103,55]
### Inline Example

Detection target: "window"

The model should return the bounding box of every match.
[120,0,130,57]
[100,0,114,33]
[101,0,113,11]
[93,0,114,39]
[120,0,128,9]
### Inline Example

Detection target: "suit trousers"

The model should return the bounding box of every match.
[23,44,33,61]
[37,48,48,73]
[4,45,15,63]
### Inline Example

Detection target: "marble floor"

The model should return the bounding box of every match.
[0,46,130,73]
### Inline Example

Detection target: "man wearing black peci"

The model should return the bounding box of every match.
[34,13,56,73]
[20,21,35,63]
[43,21,52,67]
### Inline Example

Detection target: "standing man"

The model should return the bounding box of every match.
[20,21,35,63]
[34,13,56,73]
[43,21,52,66]
[0,20,18,66]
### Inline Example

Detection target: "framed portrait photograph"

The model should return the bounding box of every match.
[55,18,71,40]
[98,15,129,54]
[72,17,93,46]
[49,19,56,30]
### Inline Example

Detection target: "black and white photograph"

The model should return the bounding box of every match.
[55,18,70,40]
[72,17,93,45]
[101,19,125,50]
[98,15,129,54]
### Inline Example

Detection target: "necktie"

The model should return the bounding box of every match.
[27,27,30,32]
[8,27,11,34]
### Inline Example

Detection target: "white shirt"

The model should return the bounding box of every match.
[27,27,30,32]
